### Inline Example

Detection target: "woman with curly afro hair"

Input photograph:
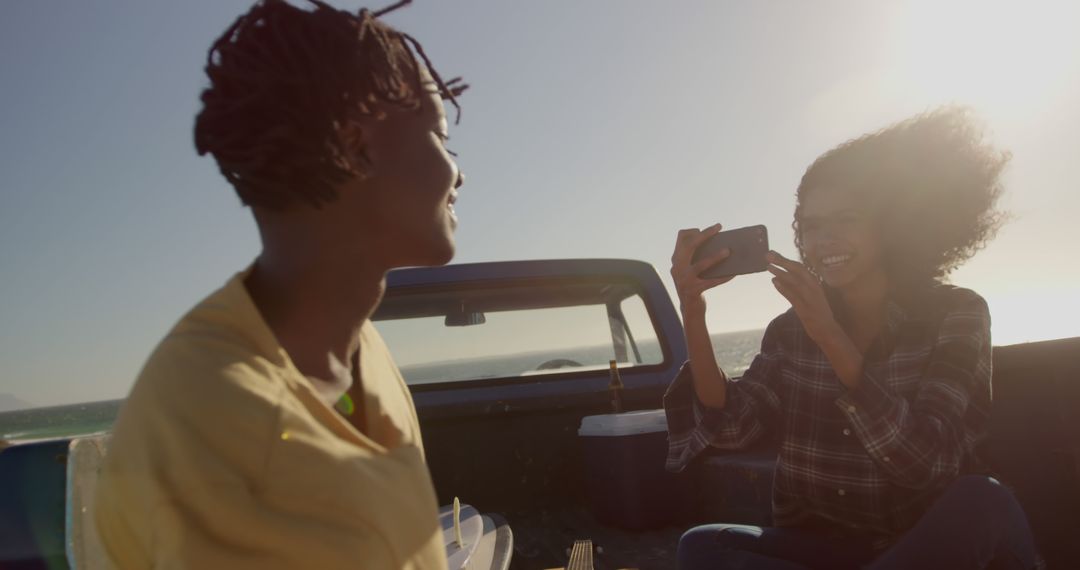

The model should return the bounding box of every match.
[666,107,1042,569]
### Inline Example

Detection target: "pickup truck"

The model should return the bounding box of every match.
[2,259,1078,569]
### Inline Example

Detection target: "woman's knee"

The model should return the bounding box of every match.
[945,475,1014,510]
[678,525,719,563]
[678,524,760,565]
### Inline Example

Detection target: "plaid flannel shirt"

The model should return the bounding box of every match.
[664,285,992,537]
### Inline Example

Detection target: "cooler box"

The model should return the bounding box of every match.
[578,410,683,530]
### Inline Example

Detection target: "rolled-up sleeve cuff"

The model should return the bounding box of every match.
[664,361,759,472]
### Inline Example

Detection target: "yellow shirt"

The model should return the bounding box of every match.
[95,270,447,570]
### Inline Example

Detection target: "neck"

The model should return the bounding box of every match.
[244,245,387,381]
[835,269,889,346]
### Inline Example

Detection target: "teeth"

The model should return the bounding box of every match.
[822,255,851,266]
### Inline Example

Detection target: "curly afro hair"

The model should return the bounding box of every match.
[193,0,466,211]
[793,106,1010,290]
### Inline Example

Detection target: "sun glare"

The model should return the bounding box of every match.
[898,0,1080,122]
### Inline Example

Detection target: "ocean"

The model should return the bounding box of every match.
[0,329,764,442]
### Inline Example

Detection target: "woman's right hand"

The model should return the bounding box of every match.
[670,224,736,317]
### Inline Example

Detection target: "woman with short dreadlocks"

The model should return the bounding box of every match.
[96,1,466,568]
[665,107,1041,569]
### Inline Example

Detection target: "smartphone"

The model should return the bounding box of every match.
[691,224,769,279]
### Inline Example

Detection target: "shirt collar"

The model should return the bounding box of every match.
[884,298,908,339]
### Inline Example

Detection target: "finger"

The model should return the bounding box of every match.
[785,256,820,289]
[674,228,700,253]
[766,264,796,281]
[766,250,800,271]
[690,248,731,276]
[771,277,799,306]
[674,229,701,255]
[689,275,735,296]
[767,266,806,305]
[677,228,700,242]
[673,224,724,266]
[688,223,724,250]
[772,278,810,315]
[672,228,702,264]
[768,251,818,289]
[703,276,735,288]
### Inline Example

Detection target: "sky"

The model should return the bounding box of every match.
[1,1,1079,408]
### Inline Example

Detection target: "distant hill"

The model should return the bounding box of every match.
[0,393,33,412]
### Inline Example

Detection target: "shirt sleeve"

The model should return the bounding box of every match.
[836,290,992,490]
[95,342,419,570]
[664,315,787,472]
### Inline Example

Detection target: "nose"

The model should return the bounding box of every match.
[454,170,465,189]
[815,227,836,243]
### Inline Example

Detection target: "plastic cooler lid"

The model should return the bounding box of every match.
[578,409,668,437]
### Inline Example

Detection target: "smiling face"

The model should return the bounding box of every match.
[336,66,464,269]
[797,186,885,291]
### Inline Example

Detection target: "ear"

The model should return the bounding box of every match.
[339,118,374,179]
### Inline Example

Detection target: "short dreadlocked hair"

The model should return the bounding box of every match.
[793,106,1010,289]
[194,0,466,210]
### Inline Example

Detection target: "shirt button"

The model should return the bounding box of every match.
[837,489,846,496]
[883,456,891,462]
[842,428,852,436]
[847,405,856,413]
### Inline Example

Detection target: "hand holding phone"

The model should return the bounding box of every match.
[671,224,768,314]
[691,224,770,279]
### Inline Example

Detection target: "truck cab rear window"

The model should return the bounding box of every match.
[372,279,664,386]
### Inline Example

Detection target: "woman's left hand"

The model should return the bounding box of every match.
[766,251,843,346]
[766,251,866,389]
